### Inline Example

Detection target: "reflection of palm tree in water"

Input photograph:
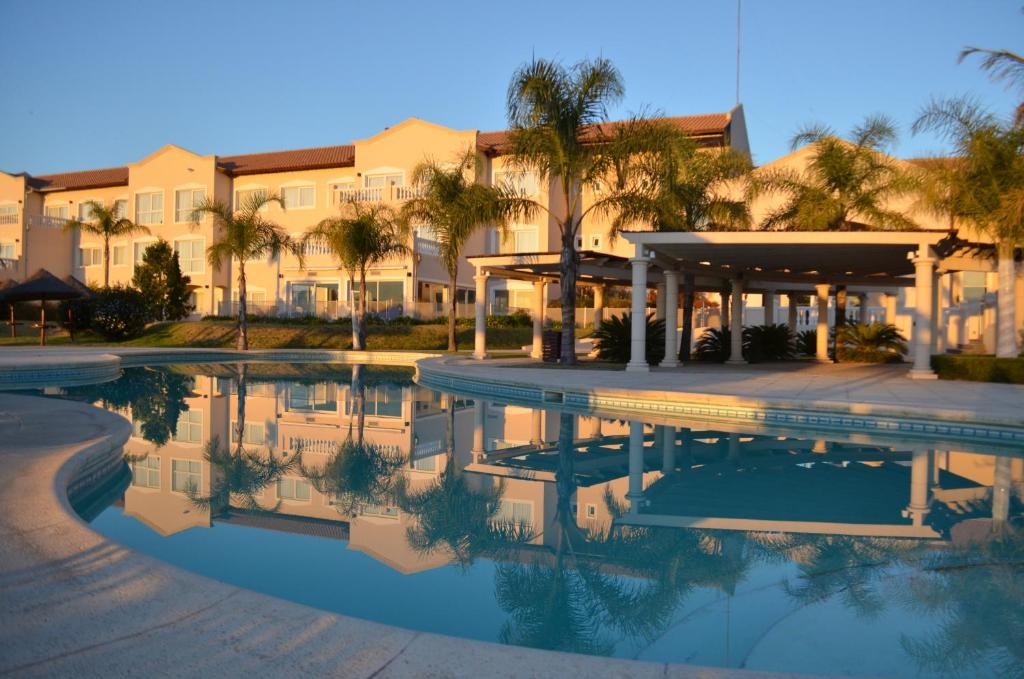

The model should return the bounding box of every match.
[301,365,406,516]
[189,363,299,514]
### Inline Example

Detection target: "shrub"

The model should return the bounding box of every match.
[592,312,665,365]
[58,296,95,336]
[836,323,907,363]
[90,286,149,340]
[743,324,794,362]
[931,355,1024,384]
[694,327,731,362]
[795,329,817,356]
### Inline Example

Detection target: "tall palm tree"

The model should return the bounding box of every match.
[193,191,301,351]
[959,46,1024,126]
[500,57,681,365]
[754,115,920,232]
[913,97,1024,357]
[402,151,509,351]
[304,201,409,351]
[62,200,149,286]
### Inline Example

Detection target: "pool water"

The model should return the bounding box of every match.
[35,362,1024,677]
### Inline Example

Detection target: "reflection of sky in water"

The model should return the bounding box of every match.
[50,364,1024,678]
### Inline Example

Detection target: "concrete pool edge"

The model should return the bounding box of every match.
[0,391,801,679]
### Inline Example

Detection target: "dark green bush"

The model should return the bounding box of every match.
[743,324,795,362]
[58,296,95,335]
[795,329,817,356]
[592,312,665,365]
[836,323,907,363]
[90,286,149,340]
[694,327,731,362]
[931,355,1024,384]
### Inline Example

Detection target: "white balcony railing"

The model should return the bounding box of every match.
[0,213,19,225]
[27,214,69,229]
[394,185,425,200]
[415,236,440,256]
[336,187,384,203]
[0,257,18,270]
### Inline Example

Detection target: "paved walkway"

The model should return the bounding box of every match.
[0,388,801,678]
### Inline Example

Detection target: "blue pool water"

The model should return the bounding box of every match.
[33,362,1024,677]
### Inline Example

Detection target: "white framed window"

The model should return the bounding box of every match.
[171,459,201,493]
[281,184,315,209]
[494,170,538,196]
[79,247,102,267]
[0,243,15,259]
[231,421,265,445]
[44,205,69,219]
[130,455,160,489]
[133,240,157,266]
[135,191,163,225]
[277,477,311,502]
[113,199,128,220]
[286,382,338,412]
[174,410,203,443]
[174,188,205,223]
[0,204,17,219]
[510,227,538,253]
[112,244,128,267]
[364,173,403,188]
[234,187,268,211]
[494,499,533,527]
[585,503,598,518]
[174,238,205,275]
[78,201,100,221]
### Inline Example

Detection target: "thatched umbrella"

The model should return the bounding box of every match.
[0,269,87,345]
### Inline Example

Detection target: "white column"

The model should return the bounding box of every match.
[787,293,798,330]
[660,425,676,474]
[626,421,645,514]
[655,282,666,321]
[626,256,650,373]
[992,455,1011,528]
[473,272,488,360]
[910,246,938,379]
[883,292,896,326]
[662,270,680,368]
[592,284,605,331]
[471,399,486,462]
[904,449,932,526]
[763,289,775,326]
[816,283,830,362]
[530,408,543,445]
[531,279,545,359]
[726,277,745,364]
[996,246,1018,358]
[857,293,869,324]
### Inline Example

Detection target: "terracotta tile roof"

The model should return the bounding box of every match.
[217,144,355,176]
[477,112,732,155]
[27,166,129,191]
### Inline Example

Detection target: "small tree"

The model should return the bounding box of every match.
[132,239,193,321]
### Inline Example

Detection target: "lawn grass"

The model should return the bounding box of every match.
[0,321,534,352]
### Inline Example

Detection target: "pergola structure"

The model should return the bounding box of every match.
[468,229,996,379]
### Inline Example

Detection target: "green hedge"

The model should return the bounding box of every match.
[931,355,1024,384]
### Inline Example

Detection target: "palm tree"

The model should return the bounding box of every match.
[62,200,149,286]
[754,115,920,232]
[959,46,1024,126]
[402,151,508,351]
[500,57,682,365]
[193,191,301,351]
[913,97,1024,357]
[303,201,409,351]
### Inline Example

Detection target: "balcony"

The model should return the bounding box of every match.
[414,236,440,256]
[333,184,426,204]
[0,212,19,225]
[27,214,69,229]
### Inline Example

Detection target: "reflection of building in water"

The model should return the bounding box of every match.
[112,368,1023,575]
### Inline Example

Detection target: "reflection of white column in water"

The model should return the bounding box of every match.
[728,434,741,462]
[530,409,543,446]
[626,421,645,514]
[660,425,676,475]
[904,450,932,526]
[471,400,486,462]
[992,456,1011,529]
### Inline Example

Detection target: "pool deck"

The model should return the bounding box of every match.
[2,346,1023,677]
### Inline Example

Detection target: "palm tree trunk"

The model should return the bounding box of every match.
[448,272,458,352]
[357,270,368,350]
[348,274,360,350]
[997,242,1018,358]
[103,235,110,287]
[680,274,695,362]
[352,364,365,445]
[558,225,577,366]
[237,261,248,351]
[234,363,247,456]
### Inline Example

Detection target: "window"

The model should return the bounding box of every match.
[44,205,69,219]
[112,244,128,267]
[277,477,311,501]
[364,173,402,188]
[345,384,403,418]
[113,199,128,220]
[174,188,205,222]
[234,188,267,211]
[231,421,265,445]
[291,282,339,315]
[348,280,403,309]
[412,454,438,472]
[585,503,598,519]
[174,410,203,443]
[130,456,160,489]
[134,241,156,266]
[287,382,338,412]
[79,247,102,267]
[961,271,987,302]
[330,181,355,204]
[78,202,99,221]
[494,170,538,196]
[0,205,17,222]
[175,239,204,274]
[171,459,201,493]
[135,192,163,225]
[281,184,315,209]
[0,243,14,260]
[494,499,532,527]
[511,228,538,253]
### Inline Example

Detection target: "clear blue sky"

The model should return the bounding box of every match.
[1,0,1020,175]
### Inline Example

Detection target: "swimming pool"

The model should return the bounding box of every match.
[35,361,1024,678]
